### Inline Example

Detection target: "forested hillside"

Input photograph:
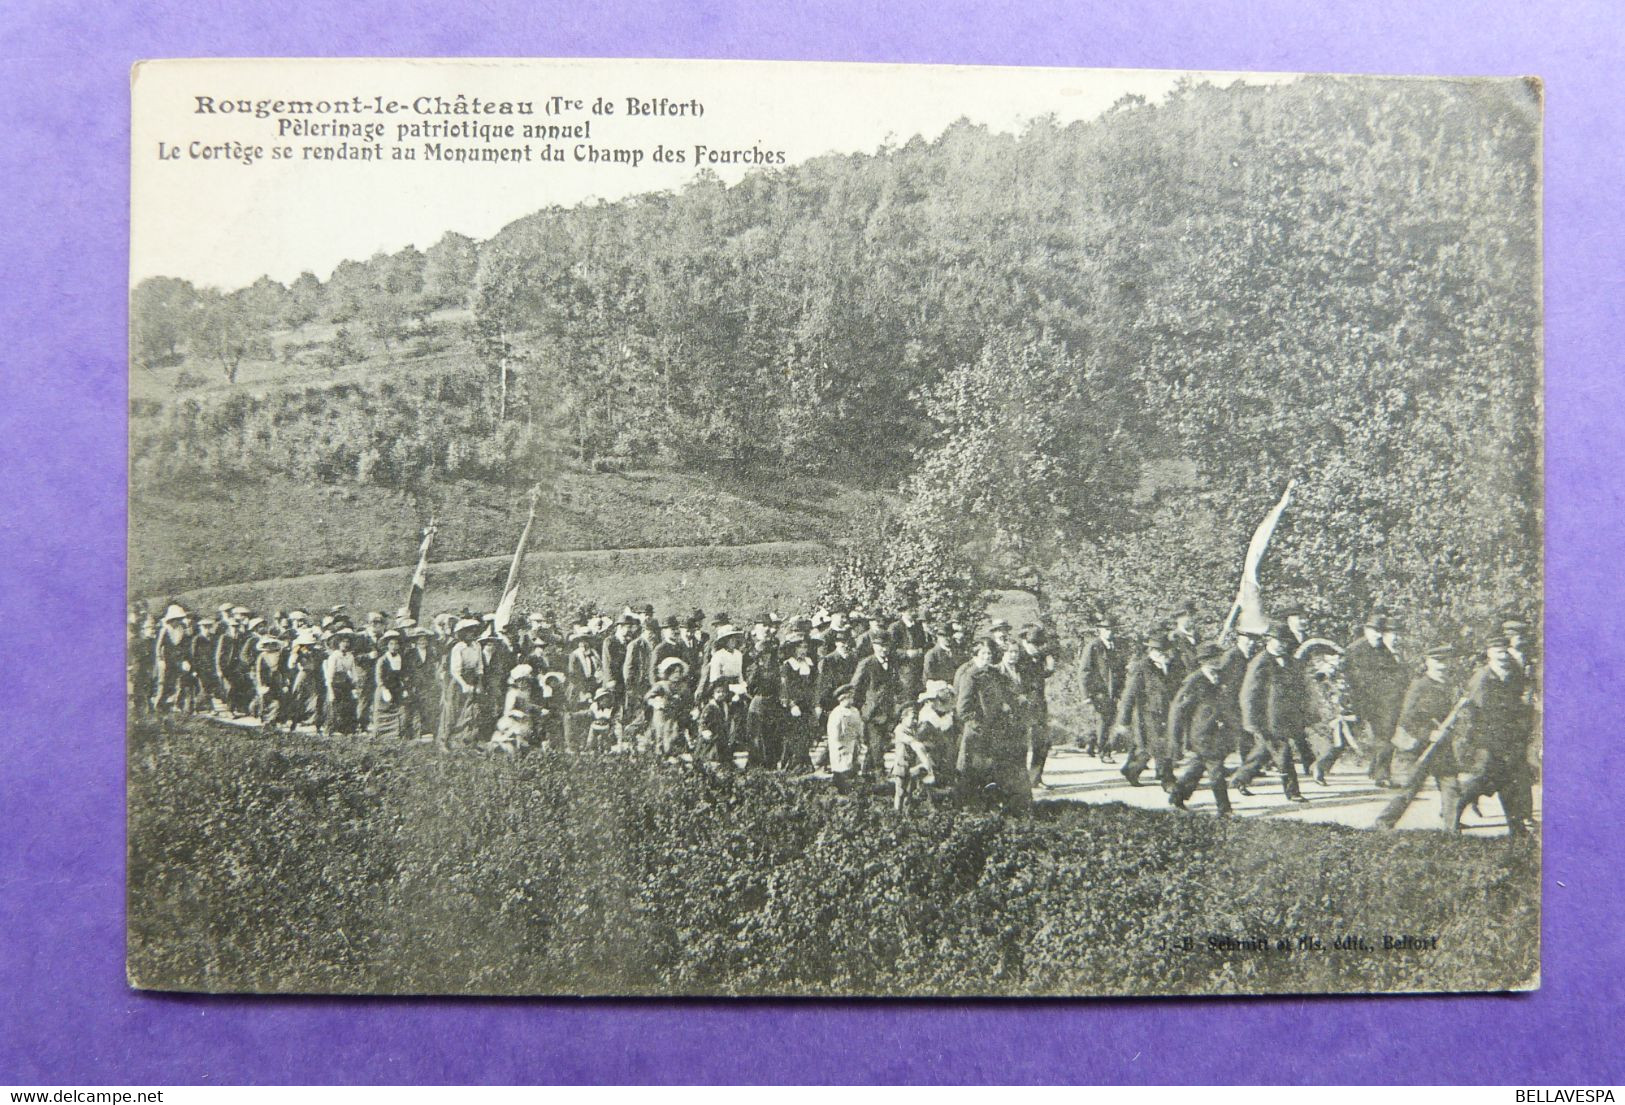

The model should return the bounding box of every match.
[131,75,1540,641]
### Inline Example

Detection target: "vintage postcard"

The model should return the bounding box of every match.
[128,58,1541,996]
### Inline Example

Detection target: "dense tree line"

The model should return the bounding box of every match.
[131,75,1540,640]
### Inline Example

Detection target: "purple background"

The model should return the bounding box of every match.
[3,0,1621,1084]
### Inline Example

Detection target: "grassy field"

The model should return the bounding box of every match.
[158,540,833,620]
[131,309,474,402]
[128,716,1541,997]
[130,467,883,596]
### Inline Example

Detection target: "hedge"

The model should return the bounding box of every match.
[128,717,1538,996]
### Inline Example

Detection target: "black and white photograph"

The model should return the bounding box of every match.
[126,58,1542,997]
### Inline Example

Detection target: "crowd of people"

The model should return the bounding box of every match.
[127,588,1539,831]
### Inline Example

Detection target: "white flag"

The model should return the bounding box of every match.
[492,492,538,629]
[1227,480,1294,635]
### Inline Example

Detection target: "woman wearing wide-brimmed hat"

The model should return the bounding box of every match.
[437,617,486,749]
[371,629,410,742]
[487,664,536,754]
[646,656,692,757]
[778,633,819,771]
[252,635,290,729]
[744,636,783,769]
[283,628,327,730]
[321,627,362,735]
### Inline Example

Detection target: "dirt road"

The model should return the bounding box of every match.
[1034,745,1540,835]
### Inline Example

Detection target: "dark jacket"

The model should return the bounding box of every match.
[1344,635,1405,736]
[1079,636,1126,709]
[815,649,858,712]
[923,643,960,686]
[953,659,1020,766]
[850,653,902,724]
[1167,667,1231,760]
[887,617,931,694]
[1240,650,1307,739]
[1397,671,1459,773]
[1456,663,1533,763]
[1114,655,1176,754]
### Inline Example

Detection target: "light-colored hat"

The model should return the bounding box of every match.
[919,679,953,703]
[230,605,251,616]
[657,656,689,677]
[294,628,322,648]
[454,617,483,636]
[379,629,403,644]
[714,623,744,643]
[161,604,188,623]
[257,637,284,652]
[508,663,534,684]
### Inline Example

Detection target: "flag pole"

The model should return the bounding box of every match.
[492,486,540,629]
[404,516,436,623]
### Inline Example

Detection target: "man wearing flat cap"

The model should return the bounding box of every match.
[1451,635,1536,835]
[1167,641,1235,815]
[1389,643,1464,825]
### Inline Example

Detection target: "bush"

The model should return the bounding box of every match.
[129,717,1539,996]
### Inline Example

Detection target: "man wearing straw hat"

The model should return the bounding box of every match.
[151,604,192,714]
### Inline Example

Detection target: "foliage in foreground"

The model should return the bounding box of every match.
[128,718,1538,997]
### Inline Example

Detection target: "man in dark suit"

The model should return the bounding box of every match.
[815,630,858,714]
[1231,621,1309,801]
[850,632,903,774]
[601,613,638,721]
[887,598,932,698]
[1345,612,1407,786]
[1214,626,1259,752]
[1166,601,1200,681]
[923,624,960,686]
[1115,631,1179,789]
[1452,635,1536,835]
[1392,643,1462,826]
[953,637,1030,815]
[1011,624,1056,786]
[1078,612,1126,760]
[1168,641,1235,815]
